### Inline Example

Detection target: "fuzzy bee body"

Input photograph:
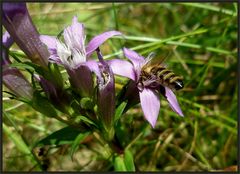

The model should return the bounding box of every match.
[140,62,184,91]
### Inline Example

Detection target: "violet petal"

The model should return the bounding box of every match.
[63,16,85,53]
[2,31,33,100]
[3,68,33,100]
[3,31,14,48]
[97,62,115,130]
[2,2,49,67]
[37,75,58,101]
[123,47,145,67]
[164,87,184,117]
[107,59,136,81]
[35,75,71,114]
[40,35,57,50]
[139,88,160,128]
[68,65,94,97]
[84,60,101,78]
[40,35,61,64]
[86,31,122,57]
[2,32,14,65]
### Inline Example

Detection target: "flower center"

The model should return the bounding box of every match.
[56,39,86,69]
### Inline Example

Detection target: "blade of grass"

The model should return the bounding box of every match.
[104,31,234,60]
[4,102,24,112]
[179,3,237,17]
[179,97,237,127]
[3,123,31,154]
[195,145,212,169]
[112,3,119,31]
[3,111,43,170]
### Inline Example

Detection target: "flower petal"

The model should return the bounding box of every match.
[2,31,32,100]
[3,68,33,100]
[56,40,73,68]
[2,2,49,67]
[123,47,145,67]
[97,61,115,130]
[63,16,86,55]
[40,35,61,64]
[84,60,101,78]
[68,65,94,97]
[107,59,136,81]
[35,75,71,114]
[164,87,184,116]
[40,35,57,50]
[86,31,122,57]
[2,32,14,65]
[139,88,160,128]
[3,31,14,48]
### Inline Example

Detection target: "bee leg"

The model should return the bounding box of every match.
[159,85,166,96]
[137,82,144,92]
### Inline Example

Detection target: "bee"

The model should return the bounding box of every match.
[140,53,184,91]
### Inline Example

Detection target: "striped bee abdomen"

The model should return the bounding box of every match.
[141,65,184,90]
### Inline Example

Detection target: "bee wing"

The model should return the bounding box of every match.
[143,51,171,68]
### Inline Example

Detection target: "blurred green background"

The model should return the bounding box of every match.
[2,2,238,171]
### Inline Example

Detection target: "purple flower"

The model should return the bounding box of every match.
[2,3,67,108]
[2,3,49,67]
[96,49,115,131]
[2,32,33,101]
[108,48,184,128]
[40,16,121,97]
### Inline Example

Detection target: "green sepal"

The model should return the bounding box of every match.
[80,97,94,110]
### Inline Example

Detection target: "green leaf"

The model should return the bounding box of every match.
[3,123,31,154]
[114,101,127,123]
[35,126,82,147]
[24,62,46,76]
[9,62,35,72]
[31,92,58,118]
[124,149,135,171]
[114,155,127,171]
[70,131,90,159]
[74,115,98,128]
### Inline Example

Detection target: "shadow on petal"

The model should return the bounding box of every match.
[68,65,94,98]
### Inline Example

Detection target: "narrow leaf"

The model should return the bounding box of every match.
[124,149,135,171]
[9,62,35,72]
[114,155,127,171]
[70,132,90,159]
[74,115,98,128]
[3,123,31,154]
[36,126,82,147]
[114,101,127,122]
[31,92,58,118]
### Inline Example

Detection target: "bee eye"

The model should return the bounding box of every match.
[174,81,184,90]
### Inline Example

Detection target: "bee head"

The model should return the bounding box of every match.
[173,80,184,90]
